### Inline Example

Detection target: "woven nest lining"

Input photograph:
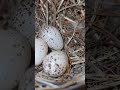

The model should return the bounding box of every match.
[35,0,85,89]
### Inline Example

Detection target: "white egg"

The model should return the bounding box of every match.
[35,38,48,66]
[0,28,31,90]
[18,67,34,90]
[8,0,34,49]
[40,26,63,50]
[43,51,69,77]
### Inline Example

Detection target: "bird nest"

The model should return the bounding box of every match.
[35,0,85,89]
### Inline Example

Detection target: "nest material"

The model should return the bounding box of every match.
[35,0,85,89]
[86,0,120,90]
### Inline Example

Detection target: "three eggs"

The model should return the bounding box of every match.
[35,26,69,77]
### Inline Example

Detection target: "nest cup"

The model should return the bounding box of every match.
[35,0,85,89]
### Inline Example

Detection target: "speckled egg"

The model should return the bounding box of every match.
[35,38,48,66]
[43,51,69,77]
[8,0,34,49]
[0,28,31,90]
[40,26,63,50]
[18,67,34,90]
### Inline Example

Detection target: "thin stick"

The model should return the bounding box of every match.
[85,15,96,34]
[64,15,76,23]
[88,80,120,90]
[39,0,46,18]
[56,4,82,14]
[92,24,120,48]
[47,0,56,26]
[46,1,48,26]
[86,13,120,17]
[66,22,78,45]
[57,0,64,11]
[91,50,119,63]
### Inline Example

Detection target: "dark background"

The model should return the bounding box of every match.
[86,0,120,90]
[0,0,34,90]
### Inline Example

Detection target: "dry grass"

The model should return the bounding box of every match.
[35,0,85,89]
[86,0,120,90]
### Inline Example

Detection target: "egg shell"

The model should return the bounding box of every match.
[35,38,48,66]
[43,51,69,77]
[0,28,31,90]
[40,26,63,50]
[18,67,34,90]
[8,0,34,49]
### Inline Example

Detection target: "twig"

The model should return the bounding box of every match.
[91,50,119,63]
[91,23,120,48]
[85,15,96,34]
[56,4,82,14]
[46,1,48,26]
[86,13,120,17]
[39,0,46,18]
[88,80,120,90]
[66,22,78,45]
[47,0,56,26]
[57,0,64,11]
